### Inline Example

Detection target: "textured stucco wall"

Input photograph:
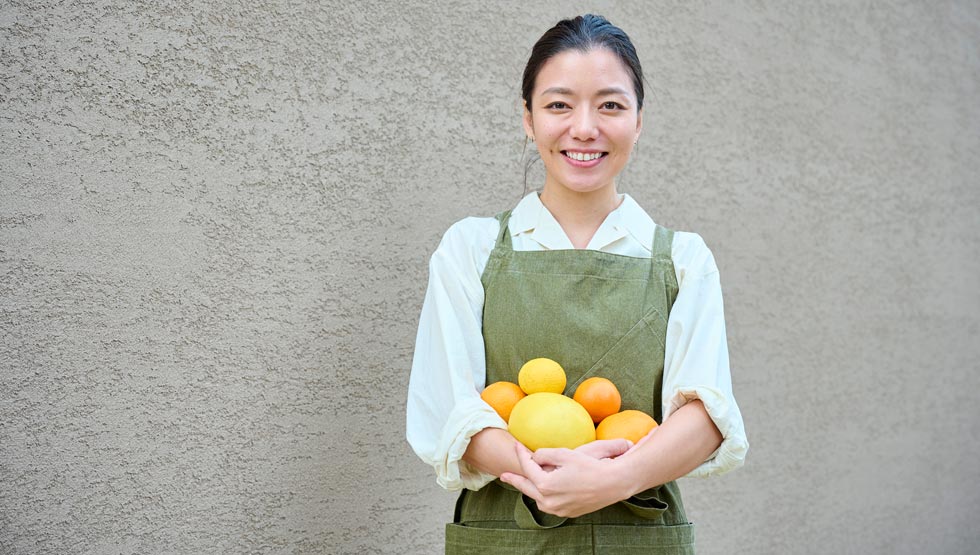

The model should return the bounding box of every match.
[2,1,978,554]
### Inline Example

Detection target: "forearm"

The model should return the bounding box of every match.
[614,400,723,497]
[462,427,524,478]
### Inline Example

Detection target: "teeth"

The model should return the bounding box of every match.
[565,151,603,161]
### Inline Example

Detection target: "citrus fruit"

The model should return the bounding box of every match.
[508,392,596,451]
[517,358,566,394]
[480,381,526,422]
[596,410,658,444]
[572,377,622,424]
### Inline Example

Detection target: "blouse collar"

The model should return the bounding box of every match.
[508,191,657,252]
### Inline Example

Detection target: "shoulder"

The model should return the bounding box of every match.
[670,230,719,282]
[430,215,500,271]
[436,215,500,252]
[440,215,501,243]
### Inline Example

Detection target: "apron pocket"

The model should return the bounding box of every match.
[445,523,592,554]
[445,522,695,555]
[593,523,695,555]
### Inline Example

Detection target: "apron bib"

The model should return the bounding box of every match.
[446,209,695,554]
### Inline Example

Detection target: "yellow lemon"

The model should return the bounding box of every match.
[517,358,566,394]
[508,392,596,451]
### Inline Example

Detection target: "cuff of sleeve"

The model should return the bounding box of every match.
[665,386,749,478]
[435,398,508,491]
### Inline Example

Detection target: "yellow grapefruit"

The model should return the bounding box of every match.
[508,392,596,451]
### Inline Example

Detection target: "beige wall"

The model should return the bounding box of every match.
[2,1,978,553]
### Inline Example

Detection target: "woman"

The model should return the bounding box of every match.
[406,14,748,554]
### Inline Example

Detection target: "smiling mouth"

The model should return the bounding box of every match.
[562,151,608,162]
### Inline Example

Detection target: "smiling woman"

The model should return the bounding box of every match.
[524,48,642,247]
[406,14,748,555]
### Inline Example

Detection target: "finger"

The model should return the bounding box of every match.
[514,441,551,483]
[577,438,632,459]
[500,471,542,501]
[531,447,578,467]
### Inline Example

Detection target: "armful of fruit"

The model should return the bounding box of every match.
[500,399,721,518]
[465,358,722,518]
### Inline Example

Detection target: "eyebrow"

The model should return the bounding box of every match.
[540,86,631,97]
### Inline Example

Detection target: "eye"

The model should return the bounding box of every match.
[545,101,569,110]
[601,101,625,110]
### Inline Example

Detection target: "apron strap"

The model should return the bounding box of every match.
[494,210,514,250]
[652,224,674,259]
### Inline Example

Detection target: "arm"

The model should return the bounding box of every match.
[660,234,748,478]
[463,428,524,477]
[616,399,721,495]
[405,219,506,491]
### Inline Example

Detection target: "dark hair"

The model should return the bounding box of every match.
[521,14,644,112]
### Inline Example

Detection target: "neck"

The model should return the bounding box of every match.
[538,184,623,248]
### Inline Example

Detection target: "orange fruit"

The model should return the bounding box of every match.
[572,377,622,423]
[518,358,566,394]
[596,410,658,443]
[480,381,526,422]
[508,392,596,450]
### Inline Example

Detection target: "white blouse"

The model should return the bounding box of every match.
[406,192,748,491]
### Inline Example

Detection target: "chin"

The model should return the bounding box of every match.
[555,179,615,195]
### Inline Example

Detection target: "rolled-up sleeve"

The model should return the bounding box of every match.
[406,219,505,491]
[663,234,749,477]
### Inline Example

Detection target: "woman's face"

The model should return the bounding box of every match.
[524,48,642,197]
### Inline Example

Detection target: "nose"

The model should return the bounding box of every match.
[570,107,599,141]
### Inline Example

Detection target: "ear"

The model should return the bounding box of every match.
[634,107,643,144]
[522,100,534,140]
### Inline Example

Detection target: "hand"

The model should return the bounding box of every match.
[500,442,629,518]
[533,438,631,472]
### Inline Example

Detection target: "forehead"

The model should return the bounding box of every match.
[534,48,635,97]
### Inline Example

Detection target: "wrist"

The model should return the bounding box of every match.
[609,455,644,500]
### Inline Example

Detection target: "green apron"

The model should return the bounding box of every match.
[445,208,695,554]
